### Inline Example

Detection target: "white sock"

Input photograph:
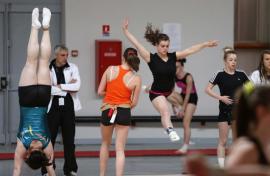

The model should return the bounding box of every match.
[218,157,225,168]
[42,7,51,29]
[179,143,189,153]
[32,8,41,29]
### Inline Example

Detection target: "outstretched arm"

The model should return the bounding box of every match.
[122,18,151,62]
[176,40,218,60]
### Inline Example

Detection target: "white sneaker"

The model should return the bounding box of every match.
[168,130,180,142]
[65,171,77,176]
[69,171,77,176]
[42,7,51,29]
[32,8,41,29]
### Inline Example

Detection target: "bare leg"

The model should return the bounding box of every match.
[37,7,51,85]
[152,96,180,142]
[167,92,183,116]
[217,122,230,168]
[115,125,129,176]
[167,91,183,108]
[183,104,196,145]
[19,8,41,86]
[99,124,114,176]
[152,96,173,129]
[177,104,196,153]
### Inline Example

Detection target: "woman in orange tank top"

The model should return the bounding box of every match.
[97,48,141,176]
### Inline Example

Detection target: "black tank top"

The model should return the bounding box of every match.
[248,136,269,165]
[148,52,176,92]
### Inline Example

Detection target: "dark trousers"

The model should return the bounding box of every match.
[42,97,77,175]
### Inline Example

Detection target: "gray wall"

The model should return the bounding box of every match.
[64,0,234,116]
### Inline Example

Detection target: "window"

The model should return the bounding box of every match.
[234,0,270,48]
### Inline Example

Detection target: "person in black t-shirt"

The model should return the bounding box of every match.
[123,18,218,142]
[187,84,270,175]
[205,47,249,168]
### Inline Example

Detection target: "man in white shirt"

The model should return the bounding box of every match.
[42,45,81,176]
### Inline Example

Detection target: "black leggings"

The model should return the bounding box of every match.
[18,85,51,107]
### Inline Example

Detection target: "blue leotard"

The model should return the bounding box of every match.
[17,107,50,149]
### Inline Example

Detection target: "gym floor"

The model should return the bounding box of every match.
[0,137,223,176]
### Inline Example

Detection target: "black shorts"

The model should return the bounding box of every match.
[101,107,131,126]
[149,91,172,102]
[180,93,198,105]
[18,85,51,107]
[218,110,233,125]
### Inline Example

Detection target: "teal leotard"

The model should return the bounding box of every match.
[17,107,50,149]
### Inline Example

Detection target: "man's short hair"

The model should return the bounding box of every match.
[54,44,68,54]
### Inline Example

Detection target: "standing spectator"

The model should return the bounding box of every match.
[205,47,249,168]
[41,45,81,176]
[250,50,270,85]
[186,83,270,175]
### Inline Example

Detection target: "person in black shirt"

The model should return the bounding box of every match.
[123,19,218,142]
[205,47,249,168]
[187,84,270,175]
[41,45,81,176]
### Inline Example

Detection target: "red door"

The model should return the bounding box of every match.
[95,40,122,90]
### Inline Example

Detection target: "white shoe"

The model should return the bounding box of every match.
[32,8,41,29]
[70,171,77,176]
[168,130,180,142]
[65,171,77,176]
[42,7,51,29]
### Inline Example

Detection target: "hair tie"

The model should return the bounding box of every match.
[243,81,255,97]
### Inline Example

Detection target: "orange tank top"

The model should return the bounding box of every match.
[103,66,132,105]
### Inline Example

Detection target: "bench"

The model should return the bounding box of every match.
[75,115,218,126]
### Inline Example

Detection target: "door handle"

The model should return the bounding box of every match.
[0,76,8,90]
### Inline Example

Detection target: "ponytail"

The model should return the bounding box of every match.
[144,23,169,46]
